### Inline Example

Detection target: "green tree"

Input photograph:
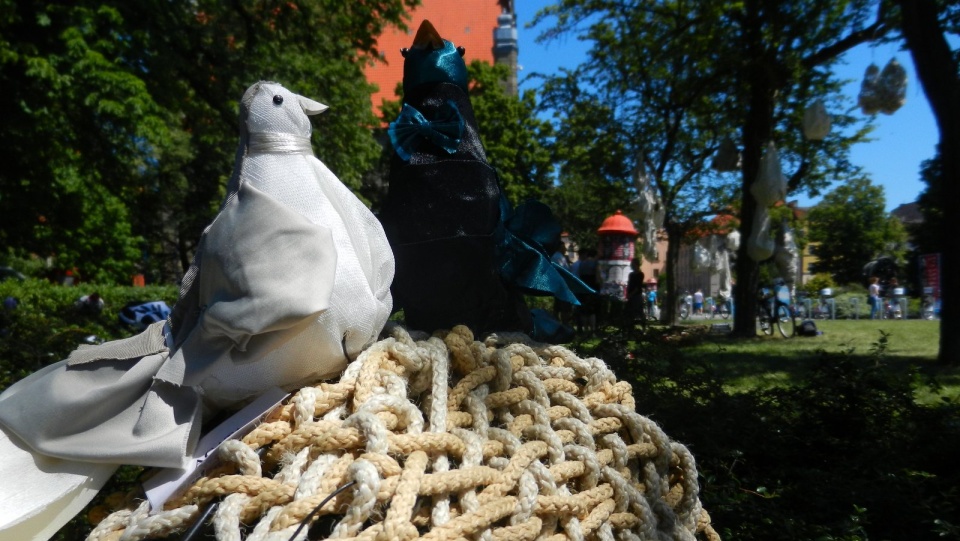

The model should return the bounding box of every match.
[529,0,878,325]
[0,3,162,282]
[911,154,943,258]
[467,60,555,205]
[0,0,418,284]
[531,3,742,323]
[724,0,891,336]
[807,176,907,285]
[896,0,960,364]
[536,74,633,250]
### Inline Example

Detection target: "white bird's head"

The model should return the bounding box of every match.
[240,81,328,139]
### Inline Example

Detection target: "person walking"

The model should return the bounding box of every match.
[693,288,704,316]
[625,258,646,329]
[868,276,881,319]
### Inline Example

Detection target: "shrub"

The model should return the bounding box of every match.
[802,272,836,297]
[0,279,178,391]
[577,329,960,541]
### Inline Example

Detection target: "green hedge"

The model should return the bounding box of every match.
[0,279,178,391]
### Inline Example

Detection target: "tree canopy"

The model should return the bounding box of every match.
[0,0,418,283]
[529,0,883,324]
[536,72,634,250]
[807,176,907,285]
[910,154,943,258]
[467,60,556,206]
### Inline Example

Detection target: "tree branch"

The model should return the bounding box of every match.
[802,3,891,69]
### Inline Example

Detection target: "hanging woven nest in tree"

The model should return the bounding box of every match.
[86,324,719,541]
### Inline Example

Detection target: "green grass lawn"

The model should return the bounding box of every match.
[670,318,959,403]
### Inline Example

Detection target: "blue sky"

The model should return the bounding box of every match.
[513,2,938,212]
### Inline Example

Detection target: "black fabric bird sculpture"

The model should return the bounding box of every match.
[379,20,591,338]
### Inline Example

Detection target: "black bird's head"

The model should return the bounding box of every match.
[401,20,468,96]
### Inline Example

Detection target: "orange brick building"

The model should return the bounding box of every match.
[364,0,517,116]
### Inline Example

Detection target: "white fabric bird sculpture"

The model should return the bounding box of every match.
[0,81,394,540]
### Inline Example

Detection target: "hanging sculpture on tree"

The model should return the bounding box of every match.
[877,58,908,114]
[858,63,883,115]
[746,142,785,262]
[632,160,665,262]
[711,137,742,172]
[858,58,907,115]
[802,99,831,141]
[774,220,800,285]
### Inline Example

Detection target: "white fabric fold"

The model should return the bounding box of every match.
[0,81,394,539]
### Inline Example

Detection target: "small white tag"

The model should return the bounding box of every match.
[143,387,289,513]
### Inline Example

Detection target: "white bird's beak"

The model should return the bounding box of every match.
[298,95,329,116]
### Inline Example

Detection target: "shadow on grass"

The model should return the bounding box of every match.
[567,322,960,541]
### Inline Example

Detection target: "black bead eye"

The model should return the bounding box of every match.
[273,95,283,105]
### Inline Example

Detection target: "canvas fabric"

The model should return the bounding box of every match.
[0,82,394,472]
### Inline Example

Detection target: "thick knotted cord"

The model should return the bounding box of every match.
[87,325,719,541]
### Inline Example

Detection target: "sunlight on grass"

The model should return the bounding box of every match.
[675,318,957,404]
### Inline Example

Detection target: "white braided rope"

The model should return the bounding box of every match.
[86,326,717,541]
[329,459,380,538]
[425,336,452,527]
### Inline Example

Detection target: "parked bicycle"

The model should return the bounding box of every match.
[678,291,693,320]
[881,297,903,320]
[790,295,808,319]
[757,284,796,338]
[811,288,835,320]
[707,295,731,319]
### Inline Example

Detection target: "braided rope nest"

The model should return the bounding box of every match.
[87,324,719,541]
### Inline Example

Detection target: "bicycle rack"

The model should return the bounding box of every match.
[821,298,836,320]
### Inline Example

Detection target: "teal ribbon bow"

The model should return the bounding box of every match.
[496,198,595,306]
[388,101,464,161]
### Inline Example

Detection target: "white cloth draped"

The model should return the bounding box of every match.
[0,81,394,539]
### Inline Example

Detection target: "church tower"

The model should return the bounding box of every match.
[493,1,519,96]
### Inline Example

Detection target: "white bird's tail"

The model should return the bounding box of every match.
[0,427,116,541]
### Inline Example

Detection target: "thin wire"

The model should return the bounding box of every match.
[178,444,272,541]
[287,481,358,541]
[177,501,219,541]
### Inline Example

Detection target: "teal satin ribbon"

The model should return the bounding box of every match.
[388,101,464,161]
[402,39,469,95]
[496,198,595,306]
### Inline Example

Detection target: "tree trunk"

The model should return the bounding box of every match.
[898,0,960,365]
[731,135,767,337]
[732,0,776,337]
[662,220,682,325]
